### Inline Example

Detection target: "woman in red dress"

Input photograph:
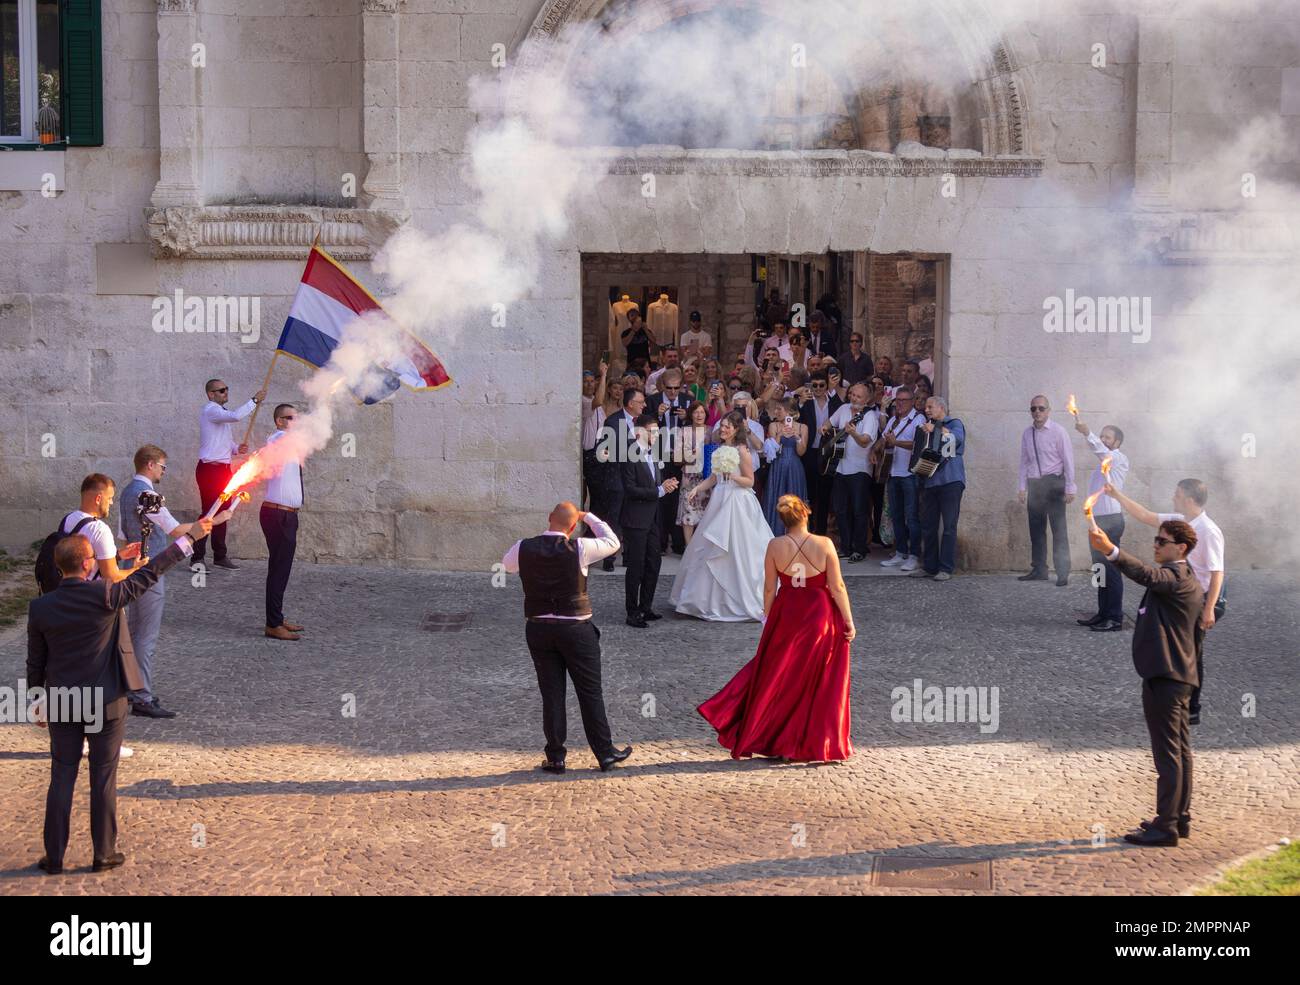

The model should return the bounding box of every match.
[698,495,856,762]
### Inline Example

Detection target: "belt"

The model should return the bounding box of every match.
[198,460,231,466]
[527,616,591,624]
[261,502,299,513]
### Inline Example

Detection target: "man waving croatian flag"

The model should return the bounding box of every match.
[276,244,452,404]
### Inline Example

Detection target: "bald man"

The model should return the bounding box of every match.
[502,503,633,774]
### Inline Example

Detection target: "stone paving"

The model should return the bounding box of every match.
[0,557,1295,895]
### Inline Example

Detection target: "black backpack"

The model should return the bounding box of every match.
[34,513,95,595]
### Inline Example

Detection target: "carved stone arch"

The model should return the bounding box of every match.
[508,0,1039,157]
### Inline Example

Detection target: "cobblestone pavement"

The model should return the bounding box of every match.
[1,559,1295,895]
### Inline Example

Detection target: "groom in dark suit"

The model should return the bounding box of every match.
[1089,518,1202,847]
[27,519,209,874]
[620,413,677,628]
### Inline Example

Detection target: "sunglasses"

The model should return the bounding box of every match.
[727,383,741,390]
[811,383,827,389]
[210,387,228,394]
[1153,535,1177,547]
[1030,405,1047,412]
[662,385,680,391]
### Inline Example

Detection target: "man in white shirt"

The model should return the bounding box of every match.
[824,383,880,562]
[644,344,681,396]
[1073,419,1131,631]
[679,311,712,360]
[60,474,140,584]
[195,377,266,569]
[1104,477,1225,725]
[260,404,305,641]
[501,502,630,773]
[875,386,924,570]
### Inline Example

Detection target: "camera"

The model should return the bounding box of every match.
[136,490,165,562]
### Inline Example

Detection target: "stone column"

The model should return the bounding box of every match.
[361,0,405,210]
[150,0,203,208]
[1133,16,1175,211]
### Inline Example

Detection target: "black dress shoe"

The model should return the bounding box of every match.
[601,558,615,572]
[1090,619,1123,632]
[37,856,62,875]
[642,609,663,621]
[1056,576,1069,587]
[1123,827,1178,847]
[1188,712,1200,725]
[598,746,633,772]
[625,616,648,628]
[131,700,177,719]
[213,558,240,569]
[1140,818,1190,838]
[1076,614,1104,627]
[848,552,865,563]
[92,852,126,872]
[538,759,565,774]
[1018,571,1048,581]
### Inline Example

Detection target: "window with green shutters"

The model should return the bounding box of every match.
[0,0,99,146]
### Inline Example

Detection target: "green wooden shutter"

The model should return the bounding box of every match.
[61,0,103,146]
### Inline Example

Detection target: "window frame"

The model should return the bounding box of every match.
[1,0,41,143]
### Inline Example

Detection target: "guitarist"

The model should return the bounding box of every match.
[823,383,880,562]
[798,371,843,536]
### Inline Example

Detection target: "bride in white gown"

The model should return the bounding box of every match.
[670,411,774,621]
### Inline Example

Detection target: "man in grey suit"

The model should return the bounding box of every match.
[1089,518,1203,847]
[27,519,210,874]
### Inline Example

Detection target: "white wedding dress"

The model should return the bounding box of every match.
[670,473,774,621]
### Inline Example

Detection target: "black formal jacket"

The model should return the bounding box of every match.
[807,331,838,360]
[619,450,664,531]
[1113,552,1204,686]
[27,541,190,721]
[799,394,845,464]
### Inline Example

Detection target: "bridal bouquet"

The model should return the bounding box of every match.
[711,446,740,476]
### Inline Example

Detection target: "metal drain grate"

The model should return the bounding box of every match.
[871,856,993,890]
[421,612,473,632]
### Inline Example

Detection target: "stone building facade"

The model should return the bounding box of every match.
[1,0,1296,570]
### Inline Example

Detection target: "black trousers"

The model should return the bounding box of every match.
[868,476,887,543]
[525,619,614,762]
[832,471,871,555]
[45,712,128,866]
[194,461,233,563]
[1027,474,1070,577]
[1141,677,1194,831]
[259,505,298,628]
[804,456,835,535]
[1090,512,1125,622]
[588,464,623,560]
[658,461,685,554]
[622,520,661,616]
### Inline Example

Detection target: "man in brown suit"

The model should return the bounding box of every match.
[27,520,210,874]
[1089,519,1203,847]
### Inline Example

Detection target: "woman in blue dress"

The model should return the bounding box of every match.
[762,396,809,535]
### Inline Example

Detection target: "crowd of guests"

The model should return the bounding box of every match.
[580,302,965,581]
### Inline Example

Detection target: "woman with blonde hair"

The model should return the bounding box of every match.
[698,494,855,762]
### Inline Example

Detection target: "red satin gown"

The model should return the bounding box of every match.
[697,560,853,763]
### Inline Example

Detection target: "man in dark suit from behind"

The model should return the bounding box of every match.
[1089,518,1203,847]
[620,413,677,628]
[27,520,209,874]
[798,371,843,536]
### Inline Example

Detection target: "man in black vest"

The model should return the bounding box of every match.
[1089,519,1203,847]
[502,502,632,774]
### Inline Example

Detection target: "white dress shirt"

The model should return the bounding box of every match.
[500,513,621,620]
[199,399,256,463]
[262,429,303,508]
[1084,432,1129,517]
[1155,510,1224,595]
[885,410,922,477]
[829,404,880,475]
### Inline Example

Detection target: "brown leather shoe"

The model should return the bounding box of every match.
[265,625,301,641]
[282,622,304,632]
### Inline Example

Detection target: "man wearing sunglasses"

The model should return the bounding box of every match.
[1088,519,1202,847]
[1017,395,1076,586]
[196,378,267,569]
[261,404,306,641]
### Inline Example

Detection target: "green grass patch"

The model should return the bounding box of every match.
[1198,840,1300,896]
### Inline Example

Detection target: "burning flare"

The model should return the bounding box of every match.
[1066,394,1079,418]
[1082,454,1114,520]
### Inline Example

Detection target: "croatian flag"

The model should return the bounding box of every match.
[276,245,452,404]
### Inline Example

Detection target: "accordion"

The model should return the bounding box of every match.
[910,427,944,478]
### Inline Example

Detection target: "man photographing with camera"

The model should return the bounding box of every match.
[121,445,232,718]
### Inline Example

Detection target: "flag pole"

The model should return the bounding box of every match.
[240,230,320,450]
